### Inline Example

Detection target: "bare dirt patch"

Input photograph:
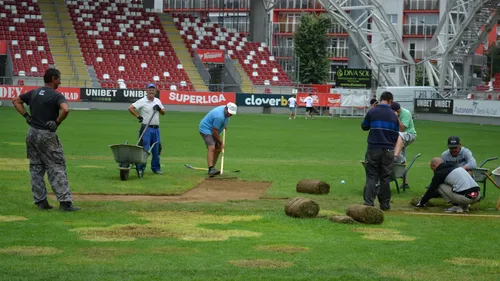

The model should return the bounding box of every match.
[0,215,27,222]
[445,257,500,267]
[255,244,310,254]
[71,211,262,242]
[0,158,28,171]
[229,259,293,269]
[69,179,272,203]
[352,227,416,241]
[0,246,63,256]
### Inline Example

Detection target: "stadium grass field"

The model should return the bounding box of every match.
[1,107,500,281]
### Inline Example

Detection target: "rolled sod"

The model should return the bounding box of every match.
[346,204,384,225]
[284,197,320,218]
[296,180,330,195]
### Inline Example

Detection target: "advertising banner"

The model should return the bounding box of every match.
[160,91,236,105]
[325,94,341,107]
[196,49,225,63]
[414,99,453,114]
[296,93,342,107]
[80,88,152,103]
[0,86,80,101]
[297,93,321,107]
[453,99,500,118]
[335,68,372,88]
[236,93,293,107]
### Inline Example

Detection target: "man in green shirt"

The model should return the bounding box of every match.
[391,102,417,164]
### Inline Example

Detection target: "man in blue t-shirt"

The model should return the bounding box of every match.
[199,102,238,176]
[361,91,400,211]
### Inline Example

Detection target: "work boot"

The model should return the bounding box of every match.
[59,202,81,212]
[136,168,144,178]
[36,199,53,210]
[208,167,220,177]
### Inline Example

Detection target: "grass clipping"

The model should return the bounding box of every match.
[285,197,320,218]
[346,204,384,225]
[296,179,330,195]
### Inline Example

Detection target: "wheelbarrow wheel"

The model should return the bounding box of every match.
[120,169,129,181]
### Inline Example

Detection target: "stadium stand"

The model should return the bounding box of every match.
[65,0,193,90]
[0,0,54,78]
[172,13,293,87]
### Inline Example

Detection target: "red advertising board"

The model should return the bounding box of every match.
[160,91,236,106]
[196,49,225,63]
[0,86,81,101]
[325,94,341,107]
[297,93,321,107]
[0,40,6,55]
[297,93,341,107]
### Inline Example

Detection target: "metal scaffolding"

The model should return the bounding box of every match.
[317,0,416,87]
[423,0,500,91]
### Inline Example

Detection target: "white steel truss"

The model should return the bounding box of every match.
[424,0,500,90]
[317,0,416,87]
[261,0,285,11]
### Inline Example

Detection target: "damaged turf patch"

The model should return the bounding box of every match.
[255,244,310,254]
[229,259,294,268]
[0,246,63,256]
[71,211,263,242]
[77,165,105,169]
[3,142,25,146]
[0,215,27,222]
[0,158,28,171]
[151,246,200,255]
[445,257,500,267]
[352,227,416,241]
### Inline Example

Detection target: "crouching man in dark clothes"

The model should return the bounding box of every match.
[416,157,480,213]
[11,68,80,212]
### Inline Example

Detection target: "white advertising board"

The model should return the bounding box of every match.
[453,99,500,118]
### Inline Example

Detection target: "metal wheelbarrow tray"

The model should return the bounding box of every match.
[109,143,157,180]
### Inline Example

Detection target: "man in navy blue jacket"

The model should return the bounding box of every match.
[361,91,400,210]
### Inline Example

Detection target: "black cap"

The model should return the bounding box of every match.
[370,98,378,105]
[391,101,401,111]
[447,136,460,148]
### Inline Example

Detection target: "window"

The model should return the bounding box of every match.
[388,14,398,25]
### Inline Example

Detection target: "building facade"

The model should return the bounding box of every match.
[163,0,495,86]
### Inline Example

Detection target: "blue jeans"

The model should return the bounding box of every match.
[137,127,161,172]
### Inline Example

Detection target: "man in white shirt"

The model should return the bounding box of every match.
[288,95,297,119]
[304,93,315,119]
[128,83,165,177]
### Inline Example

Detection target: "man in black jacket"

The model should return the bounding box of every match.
[416,157,480,213]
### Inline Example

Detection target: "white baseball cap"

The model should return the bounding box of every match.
[227,102,237,115]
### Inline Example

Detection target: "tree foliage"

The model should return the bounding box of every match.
[293,13,332,84]
[485,44,500,81]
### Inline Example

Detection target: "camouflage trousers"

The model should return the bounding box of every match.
[26,127,73,203]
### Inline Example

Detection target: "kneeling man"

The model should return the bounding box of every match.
[416,157,481,213]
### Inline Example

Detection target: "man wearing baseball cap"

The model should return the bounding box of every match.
[199,102,237,177]
[128,83,165,177]
[441,136,477,171]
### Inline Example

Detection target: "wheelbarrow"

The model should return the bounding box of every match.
[109,111,158,181]
[470,156,497,200]
[360,153,421,194]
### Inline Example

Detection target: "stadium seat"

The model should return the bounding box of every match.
[0,0,54,77]
[172,13,293,87]
[66,0,193,90]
